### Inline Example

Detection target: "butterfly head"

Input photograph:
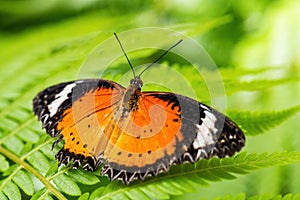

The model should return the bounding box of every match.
[130,76,143,89]
[114,32,183,91]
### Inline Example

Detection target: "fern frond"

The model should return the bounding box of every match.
[224,78,300,95]
[218,67,300,95]
[210,193,300,200]
[247,193,300,200]
[228,105,300,135]
[90,152,300,200]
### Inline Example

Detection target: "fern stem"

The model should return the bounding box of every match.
[20,138,53,160]
[48,166,72,179]
[0,145,67,200]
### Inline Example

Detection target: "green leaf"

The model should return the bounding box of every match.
[0,192,8,200]
[30,188,54,200]
[89,187,105,200]
[32,134,49,148]
[2,164,17,177]
[12,170,34,195]
[19,142,33,156]
[213,193,246,200]
[142,184,170,199]
[16,128,39,143]
[224,77,300,95]
[212,193,300,200]
[228,105,300,135]
[45,162,58,178]
[125,188,150,200]
[247,193,300,200]
[291,194,300,200]
[95,152,300,200]
[2,136,24,155]
[0,155,9,172]
[67,169,100,185]
[40,143,57,159]
[78,192,90,200]
[52,174,81,196]
[30,188,47,200]
[2,181,21,200]
[26,151,50,173]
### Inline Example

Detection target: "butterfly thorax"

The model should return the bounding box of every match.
[122,77,143,111]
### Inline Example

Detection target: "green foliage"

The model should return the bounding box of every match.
[211,193,300,200]
[0,1,300,199]
[89,152,300,200]
[228,105,300,135]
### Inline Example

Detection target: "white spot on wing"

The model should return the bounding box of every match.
[193,110,218,149]
[200,104,210,110]
[48,83,76,117]
[204,110,217,122]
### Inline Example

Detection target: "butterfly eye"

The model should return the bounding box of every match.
[130,78,143,88]
[138,80,143,88]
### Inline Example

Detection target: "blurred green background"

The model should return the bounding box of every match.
[1,0,299,68]
[0,0,300,199]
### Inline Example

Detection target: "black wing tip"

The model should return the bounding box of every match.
[211,117,245,158]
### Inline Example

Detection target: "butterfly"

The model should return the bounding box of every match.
[33,33,245,184]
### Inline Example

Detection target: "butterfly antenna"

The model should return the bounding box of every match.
[138,39,183,78]
[114,32,136,77]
